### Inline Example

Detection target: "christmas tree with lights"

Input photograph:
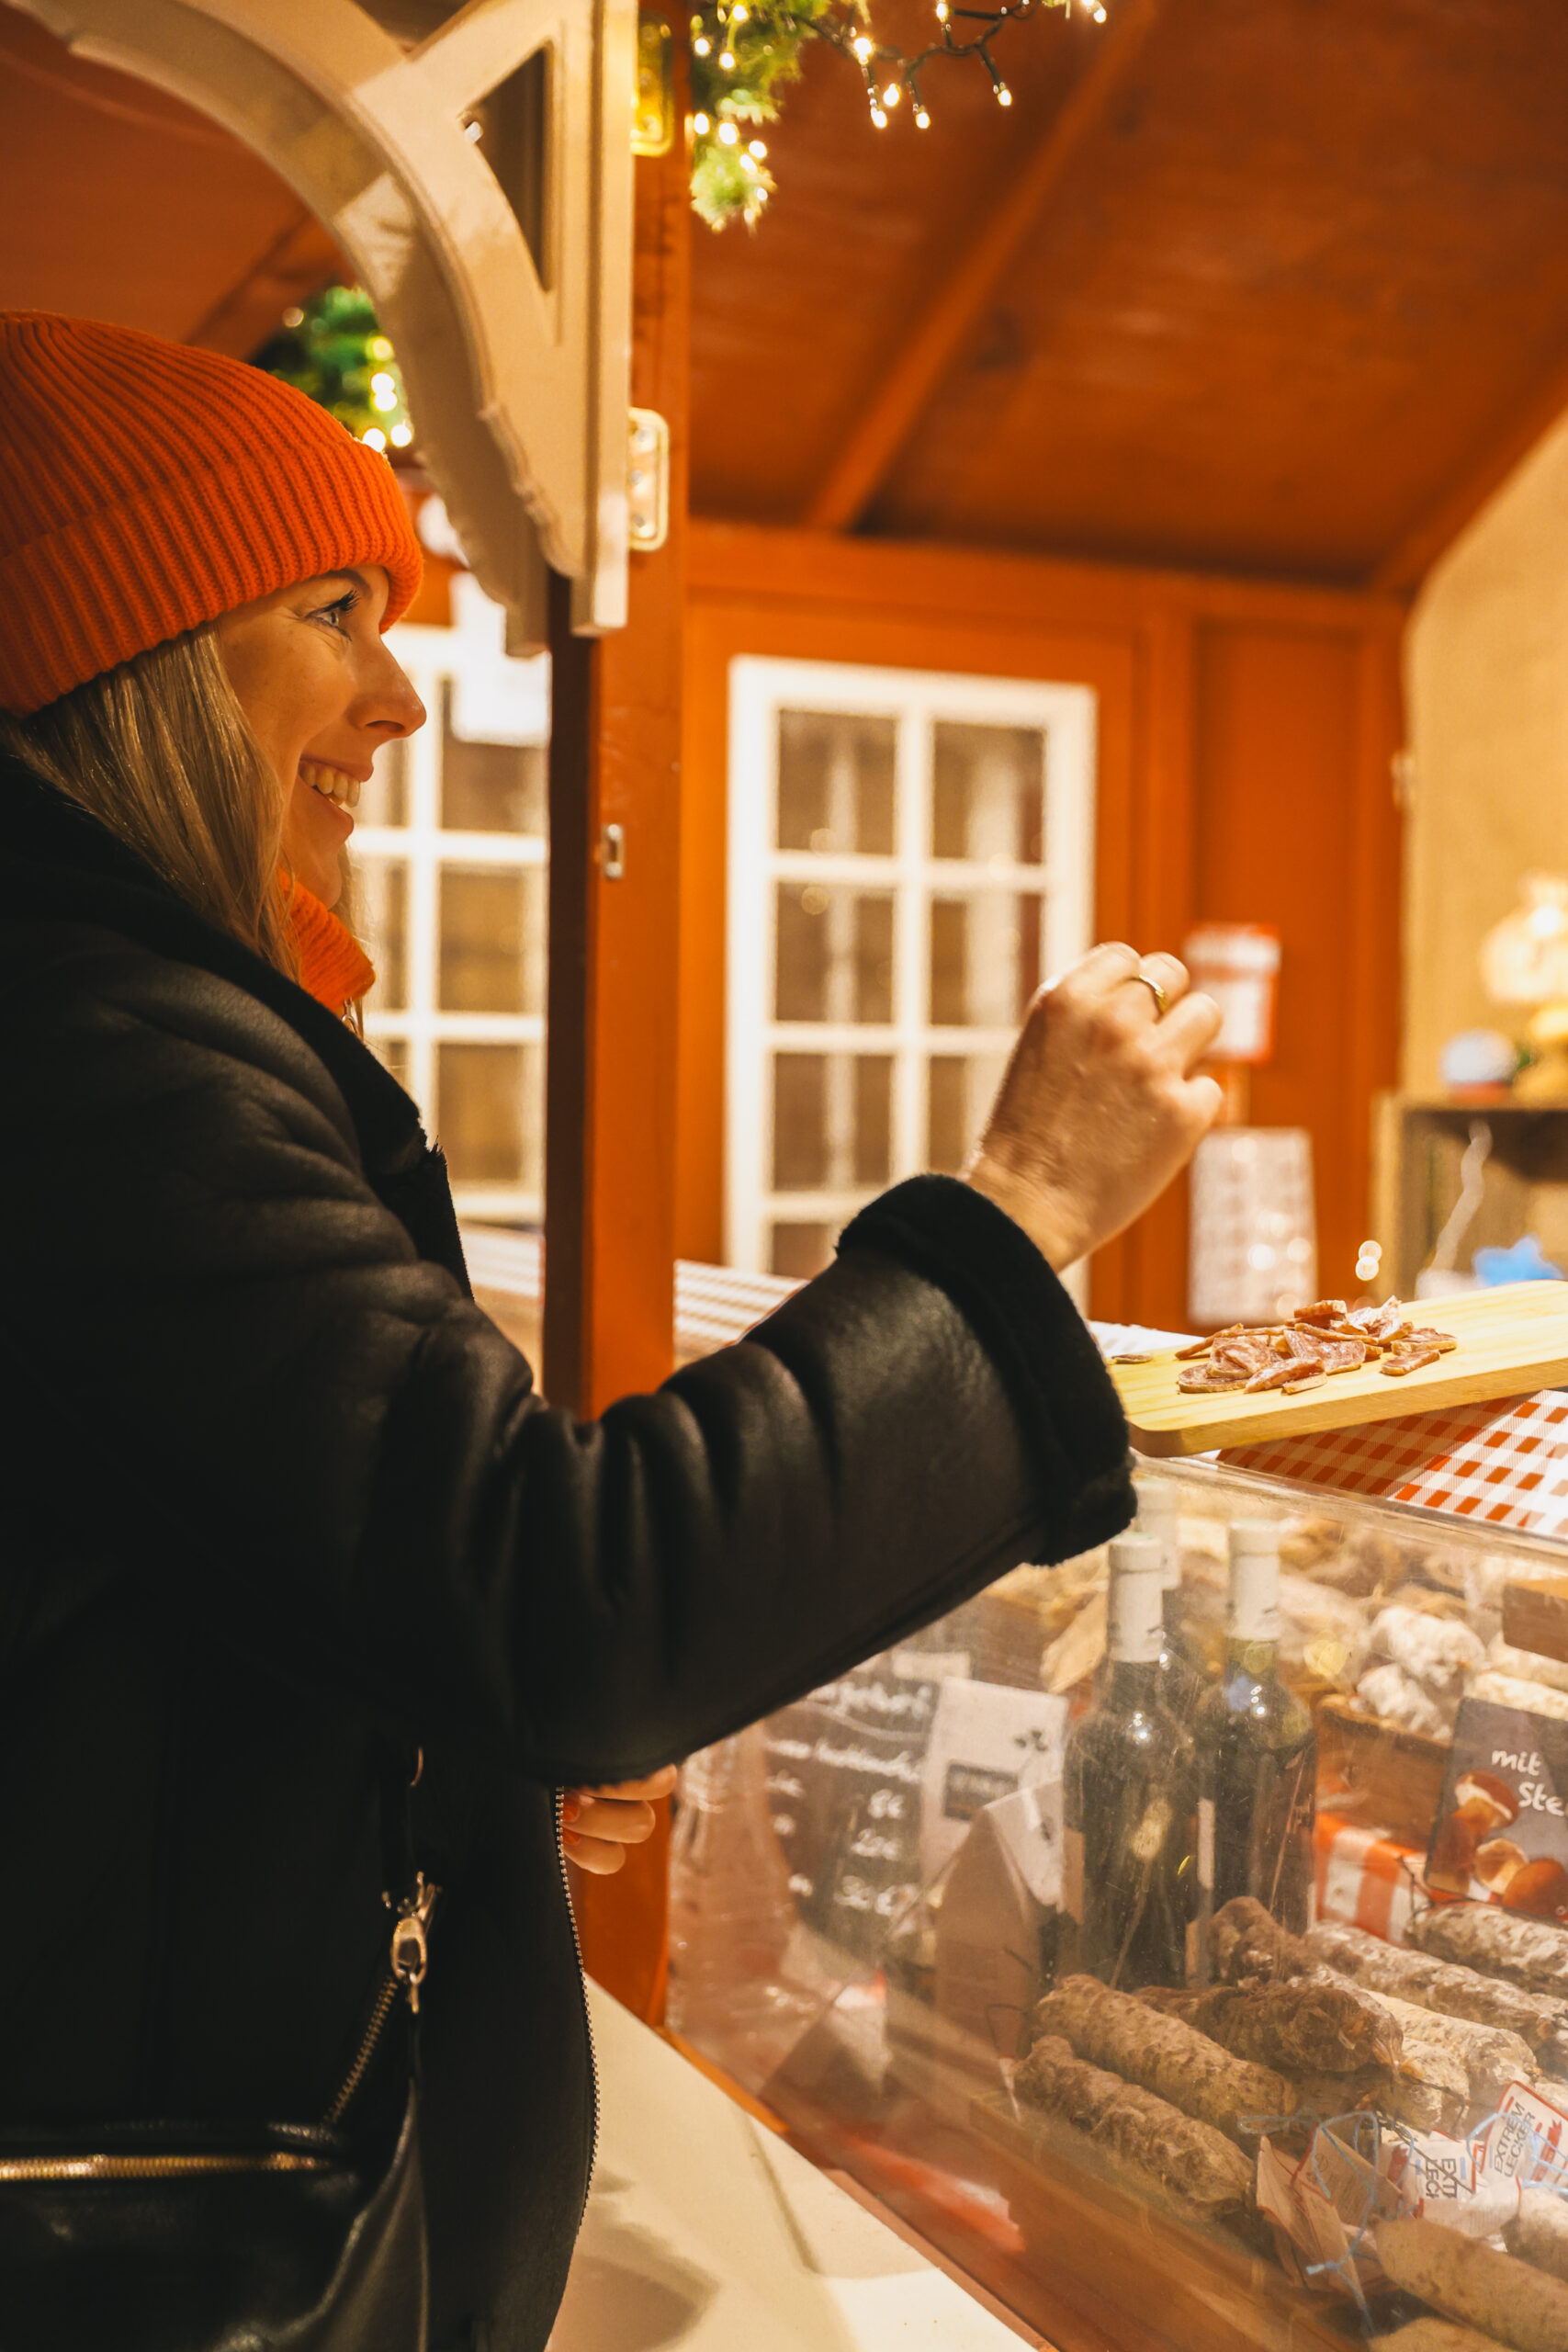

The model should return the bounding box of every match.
[252,285,413,455]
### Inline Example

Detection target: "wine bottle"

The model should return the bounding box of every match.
[1063,1534,1196,1990]
[1194,1519,1316,1979]
[1133,1473,1207,1720]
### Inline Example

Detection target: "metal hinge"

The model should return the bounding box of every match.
[628,408,669,552]
[632,15,675,155]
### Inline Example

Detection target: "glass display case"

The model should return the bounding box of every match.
[667,1434,1568,2352]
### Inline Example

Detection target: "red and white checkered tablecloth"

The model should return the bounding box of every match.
[1314,1811,1420,1940]
[1221,1391,1568,1536]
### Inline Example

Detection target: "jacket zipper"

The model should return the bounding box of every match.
[321,1971,401,2129]
[556,1788,601,2222]
[322,1871,439,2129]
[3,1877,443,2184]
[0,2148,327,2180]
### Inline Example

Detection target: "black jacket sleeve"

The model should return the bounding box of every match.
[1,929,1132,1783]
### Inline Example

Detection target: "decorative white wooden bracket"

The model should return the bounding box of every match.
[7,0,637,647]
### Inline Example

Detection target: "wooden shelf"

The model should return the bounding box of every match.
[1371,1091,1568,1298]
[1503,1573,1568,1667]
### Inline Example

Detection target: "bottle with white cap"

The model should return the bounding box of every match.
[1193,1518,1316,1978]
[1062,1532,1196,1989]
[1133,1474,1206,1720]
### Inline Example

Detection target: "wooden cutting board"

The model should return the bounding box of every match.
[1111,1280,1568,1456]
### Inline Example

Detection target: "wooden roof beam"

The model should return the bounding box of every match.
[804,0,1166,537]
[1371,337,1568,595]
[186,209,347,361]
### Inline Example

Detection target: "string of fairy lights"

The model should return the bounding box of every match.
[257,0,1107,435]
[688,0,1108,226]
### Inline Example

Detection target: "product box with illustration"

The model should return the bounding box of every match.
[1427,1695,1568,1915]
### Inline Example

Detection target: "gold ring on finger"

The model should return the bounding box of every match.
[1131,970,1168,1017]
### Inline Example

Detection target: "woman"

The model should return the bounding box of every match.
[0,311,1222,2351]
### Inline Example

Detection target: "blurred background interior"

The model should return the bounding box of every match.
[14,0,1568,1343]
[20,13,1568,2349]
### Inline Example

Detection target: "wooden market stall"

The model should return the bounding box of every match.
[12,12,1568,2285]
[12,0,1568,1351]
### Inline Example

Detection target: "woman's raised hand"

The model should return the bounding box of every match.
[561,1765,680,1875]
[552,954,1219,1864]
[964,943,1224,1272]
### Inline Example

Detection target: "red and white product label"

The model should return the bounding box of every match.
[1480,2079,1568,2199]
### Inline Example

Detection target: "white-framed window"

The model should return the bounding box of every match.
[357,575,549,1223]
[726,657,1097,1285]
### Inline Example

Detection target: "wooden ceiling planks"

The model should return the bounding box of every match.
[0,10,333,344]
[5,3,1568,592]
[686,1,1090,526]
[806,0,1168,533]
[185,215,350,364]
[691,0,1568,586]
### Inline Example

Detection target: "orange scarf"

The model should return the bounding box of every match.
[285,878,377,1018]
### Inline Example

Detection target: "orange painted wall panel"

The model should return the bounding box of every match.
[681,524,1404,1332]
[1192,625,1368,1306]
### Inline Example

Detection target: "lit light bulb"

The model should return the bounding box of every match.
[371,371,396,396]
[914,107,931,128]
[1093,4,1106,17]
[870,104,887,127]
[732,3,749,18]
[390,421,414,447]
[362,427,388,452]
[935,2,948,18]
[719,48,735,67]
[852,33,873,59]
[748,137,767,156]
[369,335,392,359]
[996,83,1012,105]
[693,110,711,133]
[693,33,711,51]
[282,306,305,330]
[717,118,739,144]
[372,385,399,413]
[882,82,900,105]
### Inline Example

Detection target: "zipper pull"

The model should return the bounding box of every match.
[389,1871,439,2016]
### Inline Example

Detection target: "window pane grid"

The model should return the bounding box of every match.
[355,828,545,866]
[365,1013,545,1044]
[770,852,1047,888]
[363,628,550,1221]
[728,661,1096,1285]
[768,1023,1021,1052]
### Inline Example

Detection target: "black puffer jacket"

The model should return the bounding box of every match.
[0,754,1132,2349]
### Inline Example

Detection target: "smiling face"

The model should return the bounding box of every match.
[214,566,425,908]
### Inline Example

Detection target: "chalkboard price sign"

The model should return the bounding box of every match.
[764,1668,937,1965]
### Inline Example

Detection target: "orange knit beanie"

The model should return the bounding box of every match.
[0,310,423,716]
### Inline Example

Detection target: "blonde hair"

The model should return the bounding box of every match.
[0,626,299,980]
